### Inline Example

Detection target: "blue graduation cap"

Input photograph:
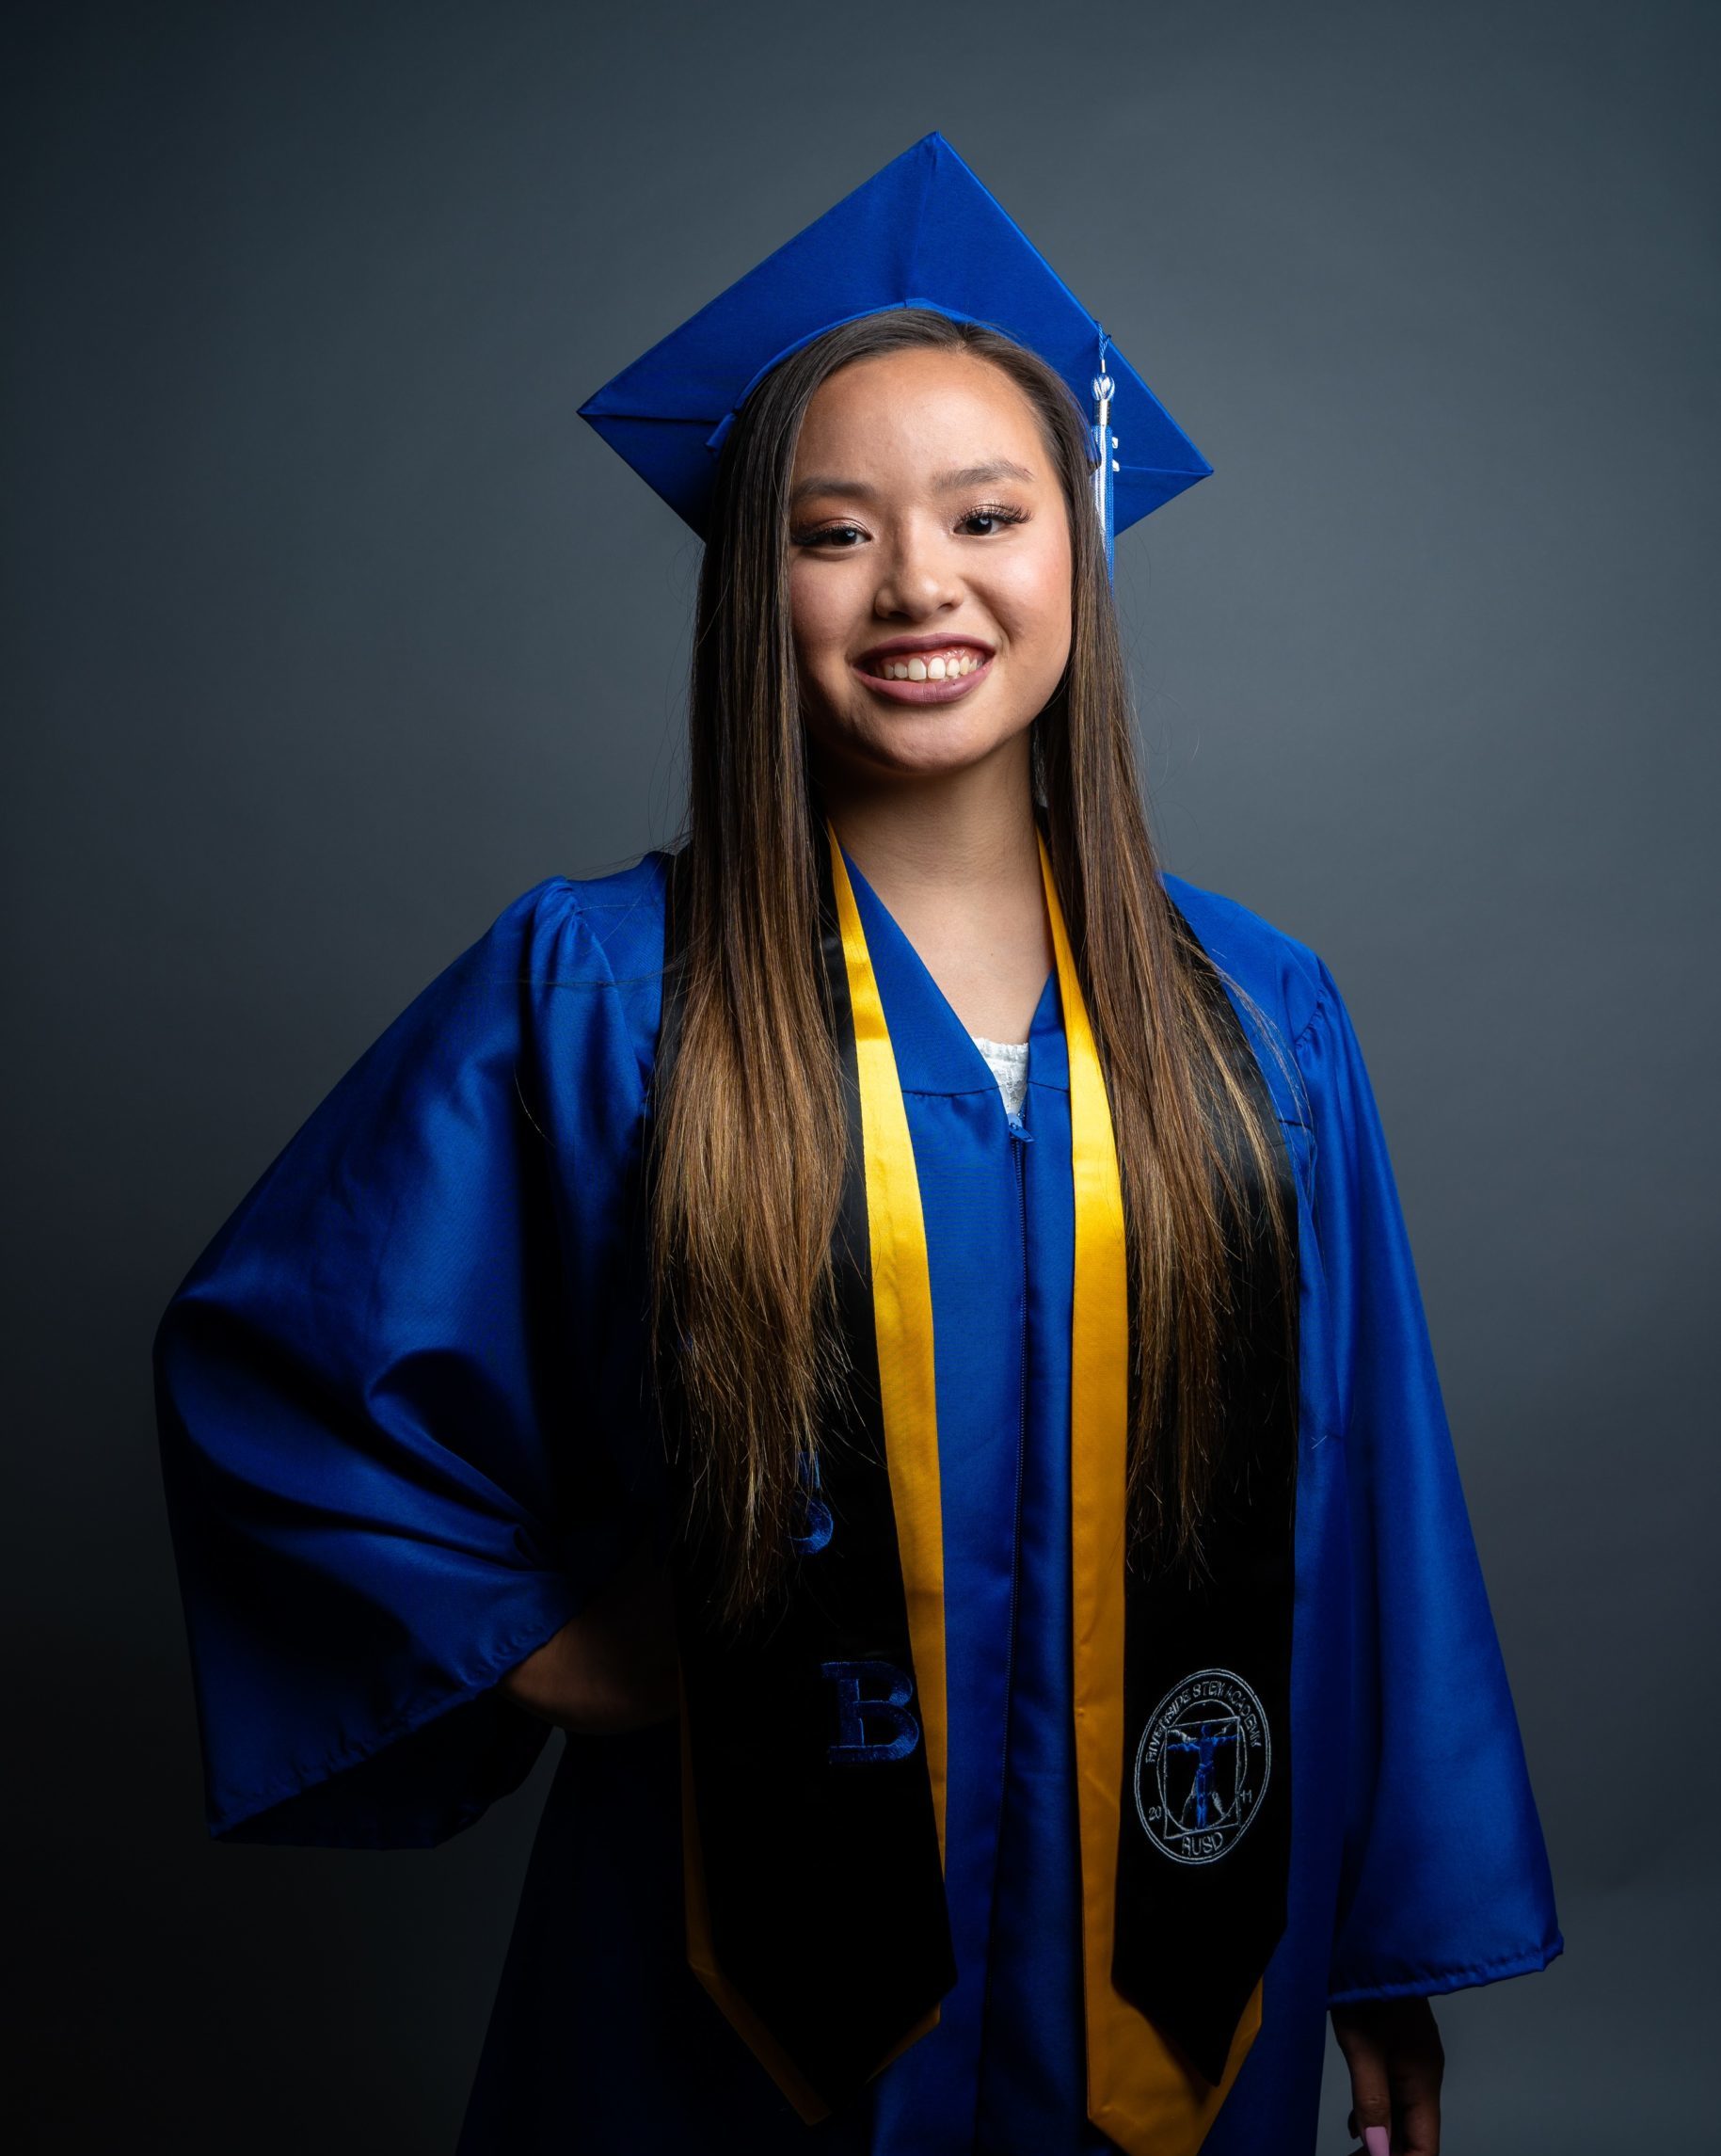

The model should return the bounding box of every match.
[578,132,1211,575]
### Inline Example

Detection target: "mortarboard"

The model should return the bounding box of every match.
[578,131,1211,575]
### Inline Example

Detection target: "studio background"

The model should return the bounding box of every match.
[6,3,1714,2150]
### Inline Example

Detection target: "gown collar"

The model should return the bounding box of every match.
[837,842,1069,1100]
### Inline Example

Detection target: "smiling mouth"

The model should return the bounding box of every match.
[857,644,989,683]
[852,642,996,705]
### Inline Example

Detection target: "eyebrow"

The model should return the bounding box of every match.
[789,458,1036,504]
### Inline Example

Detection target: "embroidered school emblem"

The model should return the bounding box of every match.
[1132,1669,1272,1865]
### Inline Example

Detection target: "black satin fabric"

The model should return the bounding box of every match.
[653,845,954,2111]
[1108,899,1299,2084]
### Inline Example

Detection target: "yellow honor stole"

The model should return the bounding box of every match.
[658,822,1298,2156]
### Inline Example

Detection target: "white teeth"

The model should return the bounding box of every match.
[876,649,983,681]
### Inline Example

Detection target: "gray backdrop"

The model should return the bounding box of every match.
[6,2,1715,2148]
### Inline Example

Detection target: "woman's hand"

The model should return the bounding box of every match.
[1330,1995,1444,2155]
[500,1535,681,1734]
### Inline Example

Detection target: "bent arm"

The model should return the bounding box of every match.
[501,1533,681,1734]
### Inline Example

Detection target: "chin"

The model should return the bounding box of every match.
[865,725,1026,782]
[821,697,1035,778]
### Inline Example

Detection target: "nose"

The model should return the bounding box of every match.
[871,515,964,623]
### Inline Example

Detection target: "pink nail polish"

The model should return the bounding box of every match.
[1362,2129,1390,2156]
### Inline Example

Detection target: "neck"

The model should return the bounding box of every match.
[809,727,1055,1045]
[812,728,1043,917]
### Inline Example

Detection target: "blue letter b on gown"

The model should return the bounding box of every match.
[822,1659,921,1765]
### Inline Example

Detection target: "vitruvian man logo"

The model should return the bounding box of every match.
[1132,1668,1271,1866]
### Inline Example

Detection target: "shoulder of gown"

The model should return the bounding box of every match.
[531,848,673,958]
[1157,869,1338,1128]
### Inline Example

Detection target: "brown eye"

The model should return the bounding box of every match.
[957,503,1028,537]
[796,522,868,549]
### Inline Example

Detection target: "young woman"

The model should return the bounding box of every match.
[155,137,1559,2156]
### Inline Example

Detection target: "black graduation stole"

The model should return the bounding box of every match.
[650,822,1299,2156]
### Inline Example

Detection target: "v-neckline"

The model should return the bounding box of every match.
[837,841,1060,1106]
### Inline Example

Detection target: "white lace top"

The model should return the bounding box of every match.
[970,1034,1029,1120]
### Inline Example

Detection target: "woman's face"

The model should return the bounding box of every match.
[787,346,1075,788]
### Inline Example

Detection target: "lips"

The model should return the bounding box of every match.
[851,635,997,711]
[851,642,996,706]
[854,632,995,676]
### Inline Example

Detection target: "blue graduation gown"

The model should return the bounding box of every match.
[153,848,1562,2153]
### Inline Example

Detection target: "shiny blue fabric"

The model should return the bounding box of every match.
[153,851,1562,2152]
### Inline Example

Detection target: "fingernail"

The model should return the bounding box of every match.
[1363,2130,1390,2156]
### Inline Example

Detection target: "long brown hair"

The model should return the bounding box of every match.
[649,308,1295,1628]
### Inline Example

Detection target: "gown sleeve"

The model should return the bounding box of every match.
[1297,957,1565,2003]
[152,877,651,1849]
